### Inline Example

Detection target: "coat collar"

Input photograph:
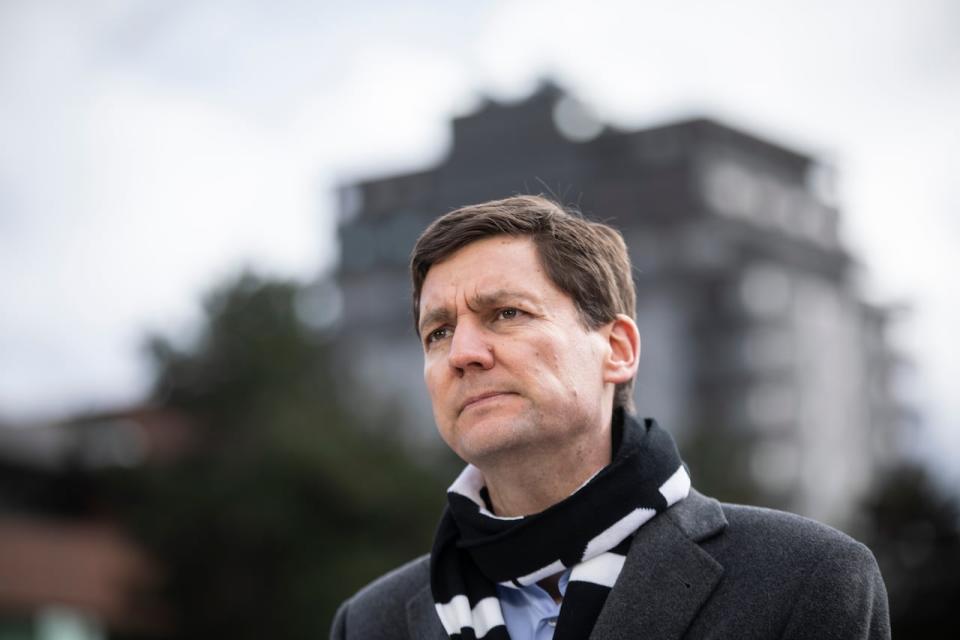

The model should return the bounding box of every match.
[405,489,727,640]
[589,488,727,640]
[406,584,447,640]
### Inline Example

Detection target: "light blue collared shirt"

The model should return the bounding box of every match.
[495,569,571,640]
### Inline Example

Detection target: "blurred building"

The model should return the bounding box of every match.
[0,407,193,639]
[333,82,906,528]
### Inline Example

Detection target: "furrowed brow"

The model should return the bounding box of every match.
[468,289,540,311]
[418,307,454,336]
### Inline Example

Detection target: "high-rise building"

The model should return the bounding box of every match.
[334,83,905,528]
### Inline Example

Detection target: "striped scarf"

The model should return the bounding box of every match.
[430,409,691,639]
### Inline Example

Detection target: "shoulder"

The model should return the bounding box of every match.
[330,555,433,640]
[661,491,881,596]
[347,554,431,609]
[677,497,889,638]
[716,501,871,560]
[702,500,883,590]
[663,489,866,558]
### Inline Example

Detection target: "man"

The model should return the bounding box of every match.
[331,195,890,639]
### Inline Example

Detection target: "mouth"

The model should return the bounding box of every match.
[460,392,514,414]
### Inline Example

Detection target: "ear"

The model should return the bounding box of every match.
[602,314,640,385]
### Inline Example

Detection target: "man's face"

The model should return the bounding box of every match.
[418,235,614,466]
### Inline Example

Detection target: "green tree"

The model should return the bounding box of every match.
[859,463,960,638]
[109,272,451,639]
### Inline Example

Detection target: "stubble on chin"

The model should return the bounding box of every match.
[450,410,555,470]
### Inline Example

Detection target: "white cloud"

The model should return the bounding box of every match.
[0,0,957,477]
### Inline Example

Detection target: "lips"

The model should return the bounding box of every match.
[460,391,514,414]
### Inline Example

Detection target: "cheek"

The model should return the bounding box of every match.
[424,361,454,408]
[529,341,577,388]
[560,338,604,387]
[423,362,441,395]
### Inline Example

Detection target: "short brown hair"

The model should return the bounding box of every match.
[410,195,637,412]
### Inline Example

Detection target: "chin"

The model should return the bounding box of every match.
[450,415,536,465]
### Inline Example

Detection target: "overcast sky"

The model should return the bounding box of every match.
[1,0,957,476]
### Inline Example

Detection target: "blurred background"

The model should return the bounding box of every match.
[1,0,958,638]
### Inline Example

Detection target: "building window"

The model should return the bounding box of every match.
[739,263,792,317]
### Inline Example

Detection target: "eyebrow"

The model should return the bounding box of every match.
[418,288,542,335]
[418,307,454,337]
[468,289,540,311]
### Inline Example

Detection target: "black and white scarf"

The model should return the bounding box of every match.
[430,409,691,639]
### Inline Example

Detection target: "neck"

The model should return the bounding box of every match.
[538,574,563,603]
[480,420,613,518]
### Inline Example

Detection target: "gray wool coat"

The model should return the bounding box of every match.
[330,490,890,639]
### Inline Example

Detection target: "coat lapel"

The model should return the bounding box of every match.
[406,584,448,640]
[406,491,727,640]
[589,490,727,640]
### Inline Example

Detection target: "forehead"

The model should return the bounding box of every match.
[419,236,557,308]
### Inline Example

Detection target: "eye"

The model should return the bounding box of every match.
[425,326,451,346]
[497,307,522,320]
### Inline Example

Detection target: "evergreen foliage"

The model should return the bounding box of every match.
[859,464,960,638]
[109,272,452,639]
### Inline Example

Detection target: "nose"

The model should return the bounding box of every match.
[447,319,494,374]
